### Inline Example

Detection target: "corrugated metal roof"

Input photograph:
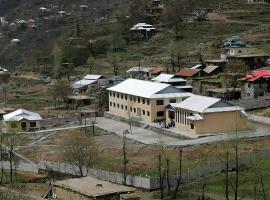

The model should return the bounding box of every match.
[150,66,166,74]
[72,79,97,89]
[203,65,220,74]
[204,106,244,113]
[107,78,188,99]
[242,70,270,82]
[173,95,220,113]
[126,67,150,73]
[152,74,186,83]
[3,109,42,121]
[151,93,193,99]
[186,114,204,121]
[83,75,104,80]
[191,64,202,69]
[176,68,200,77]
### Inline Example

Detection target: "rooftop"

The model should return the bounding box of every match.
[83,75,105,80]
[242,69,270,82]
[203,65,220,74]
[107,78,190,99]
[176,68,200,77]
[3,109,42,121]
[54,177,134,198]
[152,74,186,83]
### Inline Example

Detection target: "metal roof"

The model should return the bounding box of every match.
[83,75,104,80]
[173,95,221,113]
[72,79,97,89]
[152,74,186,83]
[204,106,244,113]
[176,68,200,77]
[126,67,150,73]
[107,78,188,99]
[3,109,42,121]
[242,70,270,82]
[203,65,220,74]
[186,114,204,121]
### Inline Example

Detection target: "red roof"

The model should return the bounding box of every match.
[150,66,166,74]
[242,70,270,82]
[176,68,200,77]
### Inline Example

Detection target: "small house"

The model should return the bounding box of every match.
[168,95,247,135]
[53,177,135,200]
[72,75,107,93]
[176,68,201,78]
[130,23,156,40]
[3,109,42,132]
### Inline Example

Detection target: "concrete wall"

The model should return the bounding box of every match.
[175,109,247,134]
[3,120,41,132]
[108,91,183,122]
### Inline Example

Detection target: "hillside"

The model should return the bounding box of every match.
[0,0,270,77]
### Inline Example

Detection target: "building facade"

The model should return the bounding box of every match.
[168,95,247,134]
[107,79,192,122]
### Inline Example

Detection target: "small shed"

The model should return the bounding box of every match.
[53,177,135,200]
[176,68,201,78]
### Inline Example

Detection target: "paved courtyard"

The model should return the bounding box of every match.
[95,117,270,147]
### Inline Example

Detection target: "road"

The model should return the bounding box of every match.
[94,117,270,147]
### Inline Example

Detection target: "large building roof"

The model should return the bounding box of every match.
[107,78,190,99]
[54,177,134,198]
[3,109,42,121]
[173,95,243,113]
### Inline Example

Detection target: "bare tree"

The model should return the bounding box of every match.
[174,148,183,199]
[62,132,99,177]
[48,80,71,109]
[122,130,128,185]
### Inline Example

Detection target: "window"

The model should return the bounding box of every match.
[113,93,115,97]
[130,96,132,101]
[133,97,136,102]
[133,108,136,113]
[121,94,124,99]
[110,102,112,106]
[147,111,150,116]
[142,110,145,115]
[191,123,194,130]
[109,92,112,96]
[125,95,127,100]
[117,104,119,108]
[11,122,17,128]
[113,103,116,107]
[121,105,124,109]
[130,107,133,112]
[156,100,164,105]
[170,99,176,103]
[147,100,150,105]
[125,106,128,110]
[117,93,120,98]
[142,99,145,104]
[157,111,164,117]
[138,98,141,103]
[30,121,37,127]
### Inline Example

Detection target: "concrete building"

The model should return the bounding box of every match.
[2,109,42,132]
[152,74,193,92]
[53,177,135,200]
[107,79,192,122]
[168,95,247,135]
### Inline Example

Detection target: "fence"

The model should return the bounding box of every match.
[2,148,270,190]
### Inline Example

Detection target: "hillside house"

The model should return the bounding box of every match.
[241,69,270,99]
[167,95,247,135]
[149,66,166,77]
[72,75,107,93]
[0,66,10,83]
[53,177,135,200]
[152,74,193,92]
[130,23,156,40]
[126,67,150,78]
[107,79,192,122]
[2,109,42,133]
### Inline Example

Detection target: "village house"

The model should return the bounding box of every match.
[167,95,247,135]
[149,66,166,77]
[2,109,42,132]
[72,75,107,93]
[53,176,135,200]
[107,79,192,122]
[241,69,270,99]
[152,74,193,92]
[176,68,201,78]
[248,0,270,3]
[129,23,156,40]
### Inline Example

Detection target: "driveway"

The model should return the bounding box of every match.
[95,117,270,147]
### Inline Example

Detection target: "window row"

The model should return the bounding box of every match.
[175,110,191,125]
[109,92,150,105]
[109,102,150,116]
